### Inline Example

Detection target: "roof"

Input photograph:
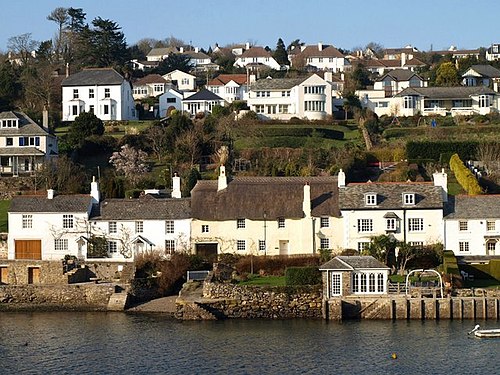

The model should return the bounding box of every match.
[91,195,191,221]
[184,51,211,60]
[294,44,345,59]
[384,47,418,55]
[191,176,340,221]
[184,89,224,101]
[379,69,421,82]
[0,111,51,136]
[339,182,444,210]
[463,65,500,78]
[250,77,305,90]
[404,58,426,67]
[207,74,248,86]
[445,195,500,219]
[240,47,272,58]
[147,47,179,57]
[133,74,168,85]
[0,147,45,156]
[61,68,125,86]
[9,194,92,213]
[320,256,389,270]
[397,86,496,99]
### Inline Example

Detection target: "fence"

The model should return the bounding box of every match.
[186,270,210,281]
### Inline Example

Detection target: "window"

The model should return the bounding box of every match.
[459,241,470,252]
[89,105,94,113]
[22,214,32,229]
[201,225,209,233]
[358,242,370,252]
[358,219,373,233]
[73,89,79,99]
[63,214,74,229]
[278,218,285,228]
[408,218,424,232]
[54,239,68,252]
[165,240,176,254]
[135,221,143,233]
[459,221,468,231]
[486,221,495,231]
[320,217,329,228]
[181,78,189,85]
[369,273,376,293]
[165,220,174,234]
[281,91,290,97]
[304,101,325,112]
[104,88,110,98]
[278,104,289,114]
[167,98,176,103]
[304,86,325,94]
[403,96,416,109]
[377,273,384,293]
[409,241,424,249]
[386,218,396,231]
[259,240,266,251]
[479,95,491,108]
[154,84,164,93]
[255,105,265,113]
[360,273,367,293]
[331,273,341,296]
[72,105,78,116]
[103,105,109,115]
[365,193,376,206]
[89,88,94,98]
[487,242,496,254]
[236,218,245,229]
[403,193,415,205]
[6,137,13,146]
[108,222,117,234]
[267,105,277,114]
[352,273,359,293]
[320,238,330,250]
[108,241,118,253]
[237,240,246,251]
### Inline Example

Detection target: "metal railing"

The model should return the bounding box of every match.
[186,270,210,281]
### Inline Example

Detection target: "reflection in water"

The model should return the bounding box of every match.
[0,312,498,374]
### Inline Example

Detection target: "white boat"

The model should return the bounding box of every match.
[468,324,500,338]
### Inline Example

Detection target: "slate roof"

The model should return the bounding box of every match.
[294,44,345,58]
[0,111,50,136]
[320,256,389,270]
[404,58,426,67]
[207,74,248,86]
[464,65,500,78]
[396,86,496,99]
[61,68,125,86]
[378,69,421,82]
[445,195,500,219]
[9,195,92,213]
[133,74,168,85]
[91,195,191,221]
[240,47,272,58]
[184,89,223,101]
[339,182,443,210]
[184,51,210,60]
[0,147,45,156]
[147,47,179,57]
[250,77,305,90]
[191,176,340,221]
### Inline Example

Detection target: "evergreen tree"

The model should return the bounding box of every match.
[273,38,289,66]
[155,53,192,74]
[67,111,104,147]
[0,60,21,111]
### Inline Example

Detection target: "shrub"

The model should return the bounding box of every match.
[285,266,322,286]
[234,255,319,276]
[449,153,482,195]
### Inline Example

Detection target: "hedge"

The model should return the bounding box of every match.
[460,260,500,281]
[285,266,322,286]
[449,153,482,195]
[260,127,344,140]
[443,250,460,276]
[406,141,480,161]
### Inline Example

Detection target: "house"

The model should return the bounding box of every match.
[189,166,341,259]
[182,89,225,116]
[146,47,179,62]
[338,169,447,252]
[61,68,137,122]
[132,74,170,100]
[184,49,219,72]
[129,59,159,71]
[0,110,58,175]
[158,88,184,117]
[320,256,390,297]
[206,74,252,103]
[289,42,350,72]
[431,46,481,60]
[358,57,426,75]
[395,86,498,117]
[247,73,339,120]
[383,46,419,61]
[162,69,197,92]
[486,44,500,61]
[444,195,500,257]
[233,46,281,70]
[462,65,500,91]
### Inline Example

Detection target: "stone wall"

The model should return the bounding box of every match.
[0,283,115,311]
[0,260,68,284]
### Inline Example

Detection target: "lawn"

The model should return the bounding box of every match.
[0,200,10,232]
[239,275,286,286]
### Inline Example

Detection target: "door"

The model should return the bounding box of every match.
[15,240,42,260]
[196,243,218,263]
[279,240,289,255]
[0,267,8,284]
[28,267,40,284]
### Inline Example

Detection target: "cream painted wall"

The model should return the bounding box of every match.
[444,219,499,256]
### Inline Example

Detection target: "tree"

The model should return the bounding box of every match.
[155,53,192,75]
[365,42,384,58]
[349,64,372,90]
[7,33,39,65]
[109,144,149,186]
[273,38,289,66]
[47,7,69,60]
[67,112,104,147]
[0,60,21,110]
[145,124,169,160]
[182,168,201,197]
[37,155,88,194]
[435,62,460,86]
[365,234,397,267]
[342,92,361,120]
[63,7,87,65]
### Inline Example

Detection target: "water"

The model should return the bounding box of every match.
[0,312,498,374]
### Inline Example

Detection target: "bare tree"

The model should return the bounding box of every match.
[145,125,169,161]
[47,7,69,60]
[7,33,39,65]
[109,144,149,186]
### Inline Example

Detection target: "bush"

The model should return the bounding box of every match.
[234,255,319,276]
[285,266,322,286]
[406,141,481,161]
[449,153,482,195]
[260,127,344,140]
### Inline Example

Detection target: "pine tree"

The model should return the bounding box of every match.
[273,38,289,66]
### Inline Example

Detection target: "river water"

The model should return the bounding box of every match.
[0,312,498,374]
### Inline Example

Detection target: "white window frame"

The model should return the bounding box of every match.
[403,193,415,205]
[320,238,330,250]
[365,193,376,206]
[459,221,468,231]
[320,217,329,228]
[236,240,246,251]
[165,220,174,234]
[54,238,68,252]
[201,225,209,233]
[104,88,111,98]
[135,221,144,233]
[358,219,373,233]
[236,218,246,229]
[408,218,424,232]
[22,214,32,229]
[459,241,470,253]
[165,239,176,254]
[259,240,266,252]
[330,273,341,296]
[358,242,370,252]
[63,214,74,229]
[386,218,396,231]
[108,241,118,254]
[278,218,285,229]
[486,220,495,231]
[108,221,117,234]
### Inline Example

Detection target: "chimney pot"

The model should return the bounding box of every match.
[172,172,182,198]
[47,189,55,199]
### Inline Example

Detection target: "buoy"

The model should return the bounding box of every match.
[391,353,397,359]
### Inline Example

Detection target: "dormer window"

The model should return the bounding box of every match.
[403,193,415,205]
[365,193,377,206]
[1,119,19,128]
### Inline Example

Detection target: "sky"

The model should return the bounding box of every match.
[1,0,498,53]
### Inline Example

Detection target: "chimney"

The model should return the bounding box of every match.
[42,106,49,129]
[47,189,55,200]
[401,52,406,67]
[433,168,448,202]
[318,42,323,52]
[90,176,100,204]
[245,42,250,50]
[180,47,184,53]
[303,182,311,218]
[338,169,346,188]
[249,74,257,84]
[172,172,182,198]
[324,71,332,82]
[65,62,70,78]
[218,165,227,191]
[194,47,199,53]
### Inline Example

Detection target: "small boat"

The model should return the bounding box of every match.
[468,324,500,338]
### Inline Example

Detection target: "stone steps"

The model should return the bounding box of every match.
[107,292,128,311]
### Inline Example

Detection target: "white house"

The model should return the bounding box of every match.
[129,59,159,71]
[462,65,500,91]
[444,195,500,257]
[0,110,58,175]
[289,42,350,72]
[189,166,342,259]
[132,74,170,100]
[486,44,500,62]
[233,46,281,70]
[247,73,338,120]
[61,68,137,122]
[158,88,184,117]
[184,49,219,72]
[338,169,447,252]
[162,69,197,92]
[182,89,225,116]
[206,74,251,103]
[146,47,179,62]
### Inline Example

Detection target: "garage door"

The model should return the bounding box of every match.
[15,240,42,260]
